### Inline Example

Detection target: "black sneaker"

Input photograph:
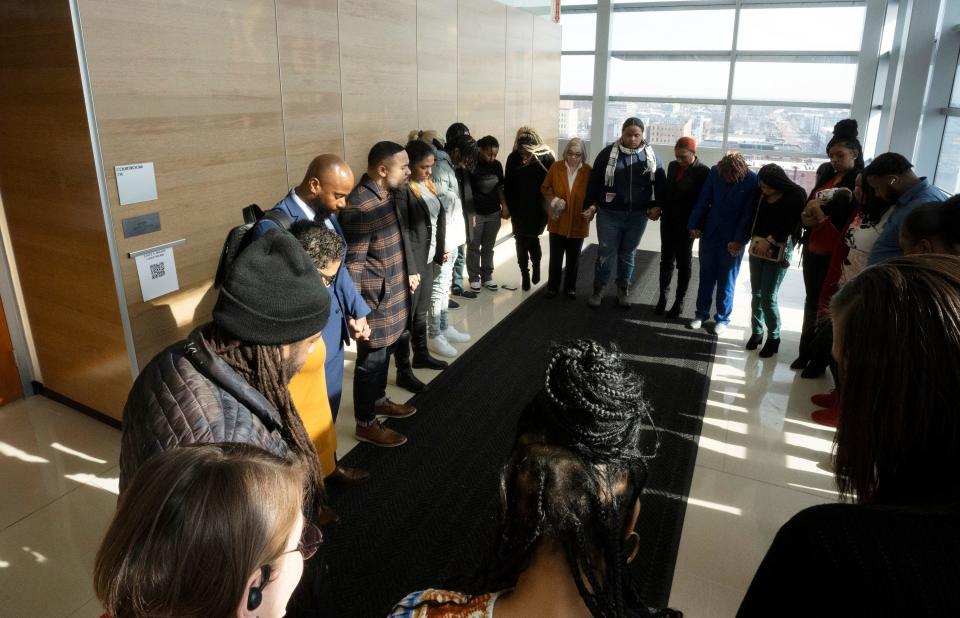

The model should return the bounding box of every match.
[448,299,461,310]
[460,289,478,299]
[745,333,763,350]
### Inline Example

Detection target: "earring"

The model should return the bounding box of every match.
[626,531,641,564]
[247,564,271,611]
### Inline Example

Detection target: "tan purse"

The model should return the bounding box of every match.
[749,196,786,263]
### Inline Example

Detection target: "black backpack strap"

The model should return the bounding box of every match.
[260,208,293,230]
[242,204,264,225]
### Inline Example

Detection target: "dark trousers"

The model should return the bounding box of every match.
[547,233,584,293]
[354,338,399,425]
[515,234,542,273]
[394,271,433,370]
[799,249,831,361]
[659,228,694,302]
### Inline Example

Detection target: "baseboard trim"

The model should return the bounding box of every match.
[32,381,121,430]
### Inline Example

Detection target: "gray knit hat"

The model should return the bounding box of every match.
[213,229,330,345]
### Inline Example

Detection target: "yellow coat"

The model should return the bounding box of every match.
[541,160,592,239]
[288,340,337,477]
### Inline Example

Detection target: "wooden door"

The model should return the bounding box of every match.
[0,295,23,406]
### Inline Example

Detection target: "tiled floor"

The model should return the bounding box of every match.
[0,220,835,617]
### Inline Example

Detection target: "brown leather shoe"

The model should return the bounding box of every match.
[326,466,371,484]
[355,421,407,447]
[374,399,417,420]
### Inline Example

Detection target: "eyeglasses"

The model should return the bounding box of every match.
[283,522,323,561]
[319,271,337,287]
[567,152,583,158]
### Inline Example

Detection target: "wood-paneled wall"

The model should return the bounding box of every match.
[0,0,131,416]
[0,0,560,418]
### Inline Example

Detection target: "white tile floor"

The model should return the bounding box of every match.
[0,220,836,617]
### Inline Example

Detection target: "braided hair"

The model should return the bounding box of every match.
[717,151,749,184]
[201,324,327,524]
[394,340,679,618]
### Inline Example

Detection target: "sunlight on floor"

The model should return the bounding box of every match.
[0,441,48,464]
[65,473,120,495]
[51,443,107,464]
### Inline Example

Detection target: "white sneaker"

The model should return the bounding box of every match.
[442,325,471,343]
[687,319,703,330]
[470,280,482,291]
[713,323,728,336]
[427,335,458,358]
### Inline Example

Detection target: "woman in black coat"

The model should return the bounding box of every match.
[504,128,556,290]
[655,136,710,318]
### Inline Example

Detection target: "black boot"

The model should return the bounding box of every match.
[654,292,668,315]
[801,360,827,378]
[759,337,781,358]
[746,333,763,350]
[521,269,531,291]
[532,260,541,285]
[666,299,684,319]
[396,369,428,393]
[412,353,448,370]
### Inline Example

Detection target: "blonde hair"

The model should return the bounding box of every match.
[514,126,556,166]
[562,137,587,161]
[94,444,306,618]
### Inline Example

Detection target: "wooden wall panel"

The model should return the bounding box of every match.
[417,0,458,135]
[339,0,418,174]
[277,0,345,186]
[79,0,289,369]
[505,8,534,146]
[0,0,130,416]
[532,17,562,153]
[458,1,507,153]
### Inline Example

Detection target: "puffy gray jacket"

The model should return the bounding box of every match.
[119,327,289,492]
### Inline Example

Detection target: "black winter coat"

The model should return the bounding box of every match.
[660,159,711,238]
[119,327,289,492]
[505,150,555,236]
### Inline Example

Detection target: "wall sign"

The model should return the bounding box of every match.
[121,212,161,238]
[115,162,158,206]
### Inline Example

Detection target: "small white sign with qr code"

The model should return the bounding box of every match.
[134,246,179,302]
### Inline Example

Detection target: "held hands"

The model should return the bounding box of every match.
[727,241,743,257]
[647,206,662,221]
[689,228,702,239]
[348,316,371,341]
[582,205,597,222]
[501,205,511,220]
[443,251,451,264]
[409,273,420,293]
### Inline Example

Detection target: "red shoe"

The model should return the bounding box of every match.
[811,408,839,427]
[810,391,837,409]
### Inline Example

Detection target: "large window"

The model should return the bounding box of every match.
[935,54,960,193]
[560,1,870,159]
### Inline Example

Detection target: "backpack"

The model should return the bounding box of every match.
[214,204,293,288]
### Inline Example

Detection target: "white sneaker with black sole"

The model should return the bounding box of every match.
[469,280,482,291]
[442,325,471,343]
[484,281,498,291]
[712,323,728,336]
[687,319,703,330]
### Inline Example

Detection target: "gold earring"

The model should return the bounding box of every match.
[626,531,641,564]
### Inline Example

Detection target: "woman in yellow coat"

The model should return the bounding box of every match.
[288,339,337,477]
[541,137,593,298]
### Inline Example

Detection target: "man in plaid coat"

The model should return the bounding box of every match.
[341,141,418,447]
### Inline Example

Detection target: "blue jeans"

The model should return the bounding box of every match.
[695,239,743,325]
[593,209,649,289]
[451,244,466,290]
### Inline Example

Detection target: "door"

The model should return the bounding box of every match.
[0,295,23,405]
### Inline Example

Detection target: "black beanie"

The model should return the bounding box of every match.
[213,229,330,345]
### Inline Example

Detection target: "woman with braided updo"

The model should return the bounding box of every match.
[390,340,681,618]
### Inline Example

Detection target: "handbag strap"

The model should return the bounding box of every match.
[749,194,763,239]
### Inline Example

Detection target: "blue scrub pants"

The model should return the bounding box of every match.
[695,239,743,325]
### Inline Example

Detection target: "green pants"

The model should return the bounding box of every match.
[749,245,792,337]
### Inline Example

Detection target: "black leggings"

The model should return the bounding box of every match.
[798,249,831,362]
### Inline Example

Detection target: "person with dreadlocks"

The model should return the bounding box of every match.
[745,164,806,358]
[585,117,666,309]
[389,339,682,618]
[687,151,759,336]
[118,230,334,615]
[504,126,556,291]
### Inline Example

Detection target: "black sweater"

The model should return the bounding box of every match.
[752,189,805,243]
[738,503,960,617]
[660,159,710,237]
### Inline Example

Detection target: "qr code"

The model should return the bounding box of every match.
[150,263,166,280]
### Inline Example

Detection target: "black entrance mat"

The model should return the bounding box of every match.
[318,246,716,616]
